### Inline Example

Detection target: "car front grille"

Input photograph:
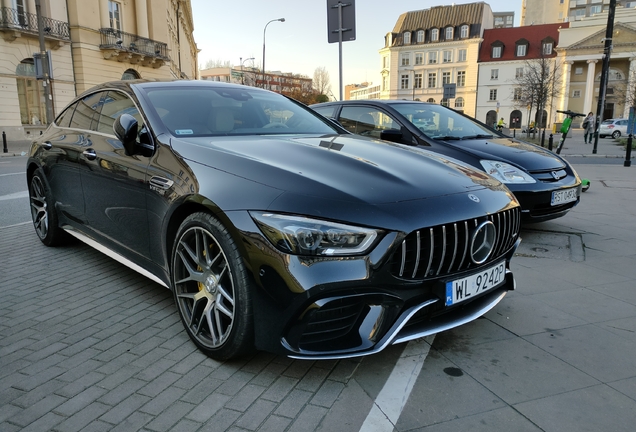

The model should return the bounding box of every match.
[391,207,520,281]
[529,168,568,182]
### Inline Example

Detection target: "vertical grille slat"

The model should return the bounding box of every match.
[391,207,520,281]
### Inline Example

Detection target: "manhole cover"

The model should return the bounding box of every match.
[515,230,584,262]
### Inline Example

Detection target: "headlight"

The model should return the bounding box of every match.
[480,160,536,184]
[250,212,381,256]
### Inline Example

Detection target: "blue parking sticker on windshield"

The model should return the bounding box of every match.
[175,129,193,135]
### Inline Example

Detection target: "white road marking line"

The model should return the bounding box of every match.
[0,172,26,176]
[359,335,435,432]
[0,221,31,229]
[0,191,29,201]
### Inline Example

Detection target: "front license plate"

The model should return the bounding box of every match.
[551,187,578,206]
[445,261,506,306]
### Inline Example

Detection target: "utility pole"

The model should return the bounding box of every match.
[35,0,54,124]
[592,0,617,154]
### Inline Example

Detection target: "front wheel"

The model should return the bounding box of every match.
[171,212,254,361]
[612,131,621,139]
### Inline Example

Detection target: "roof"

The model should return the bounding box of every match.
[478,22,569,62]
[393,2,487,32]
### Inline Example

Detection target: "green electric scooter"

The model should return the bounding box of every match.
[555,110,591,192]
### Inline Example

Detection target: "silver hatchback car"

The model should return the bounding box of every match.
[599,119,629,139]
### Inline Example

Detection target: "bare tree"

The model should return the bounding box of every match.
[513,55,562,135]
[202,59,232,69]
[313,67,332,99]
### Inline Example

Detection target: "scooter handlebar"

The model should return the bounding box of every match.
[556,110,586,117]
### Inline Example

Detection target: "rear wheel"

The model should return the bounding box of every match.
[171,212,254,360]
[612,131,621,139]
[29,169,66,246]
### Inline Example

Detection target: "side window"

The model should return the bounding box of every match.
[55,103,77,127]
[339,106,399,138]
[312,106,336,118]
[96,90,143,135]
[69,92,104,130]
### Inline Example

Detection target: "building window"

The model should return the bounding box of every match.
[427,98,435,103]
[460,25,469,38]
[455,97,465,108]
[457,71,465,87]
[458,49,467,62]
[517,44,527,56]
[491,69,499,80]
[443,51,452,63]
[543,42,553,55]
[382,75,388,91]
[403,32,411,44]
[414,73,423,88]
[428,51,438,64]
[489,89,498,101]
[572,90,581,98]
[513,88,522,101]
[492,46,502,58]
[109,1,122,31]
[122,69,141,80]
[445,27,453,40]
[430,28,439,41]
[515,67,524,79]
[428,72,437,88]
[574,9,586,18]
[401,74,409,89]
[382,57,388,69]
[415,53,423,65]
[442,72,451,85]
[441,98,449,107]
[417,30,424,43]
[401,54,410,66]
[575,67,583,75]
[590,5,601,13]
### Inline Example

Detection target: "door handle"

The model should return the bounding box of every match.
[82,149,97,160]
[42,141,52,150]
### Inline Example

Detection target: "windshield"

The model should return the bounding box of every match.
[391,103,495,140]
[143,86,338,137]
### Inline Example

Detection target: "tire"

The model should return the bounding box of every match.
[171,212,254,360]
[612,131,621,139]
[599,135,605,138]
[28,169,66,246]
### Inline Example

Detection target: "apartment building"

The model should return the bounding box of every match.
[0,0,197,138]
[522,0,636,25]
[476,23,566,129]
[379,2,494,116]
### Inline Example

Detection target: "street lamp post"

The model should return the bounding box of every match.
[240,57,255,85]
[262,18,285,89]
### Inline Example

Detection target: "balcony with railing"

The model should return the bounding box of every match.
[0,6,69,44]
[99,28,169,68]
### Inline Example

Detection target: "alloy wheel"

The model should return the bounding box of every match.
[30,175,49,239]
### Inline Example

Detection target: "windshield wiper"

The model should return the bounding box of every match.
[461,134,494,140]
[431,135,462,140]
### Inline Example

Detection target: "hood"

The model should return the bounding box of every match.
[442,137,566,172]
[170,134,505,206]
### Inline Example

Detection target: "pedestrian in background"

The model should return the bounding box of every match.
[582,112,595,144]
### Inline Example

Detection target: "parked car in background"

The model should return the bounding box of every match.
[599,118,629,139]
[27,80,521,360]
[311,100,582,223]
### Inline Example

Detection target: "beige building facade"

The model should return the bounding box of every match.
[379,3,494,117]
[556,8,636,120]
[522,0,636,25]
[0,0,197,138]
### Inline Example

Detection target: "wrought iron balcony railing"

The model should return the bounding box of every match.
[0,6,69,40]
[99,28,169,60]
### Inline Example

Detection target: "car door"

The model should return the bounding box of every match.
[38,92,105,224]
[79,89,152,260]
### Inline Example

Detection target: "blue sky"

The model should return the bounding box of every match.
[191,0,522,92]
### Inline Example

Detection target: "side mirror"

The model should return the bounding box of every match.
[380,128,404,143]
[114,114,138,155]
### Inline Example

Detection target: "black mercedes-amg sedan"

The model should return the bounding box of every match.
[27,80,521,360]
[311,100,582,223]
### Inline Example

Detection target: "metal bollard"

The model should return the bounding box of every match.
[548,133,553,151]
[541,130,545,147]
[625,134,633,167]
[513,129,516,138]
[2,131,7,153]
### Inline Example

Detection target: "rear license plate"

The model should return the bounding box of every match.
[445,261,506,306]
[551,187,578,206]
